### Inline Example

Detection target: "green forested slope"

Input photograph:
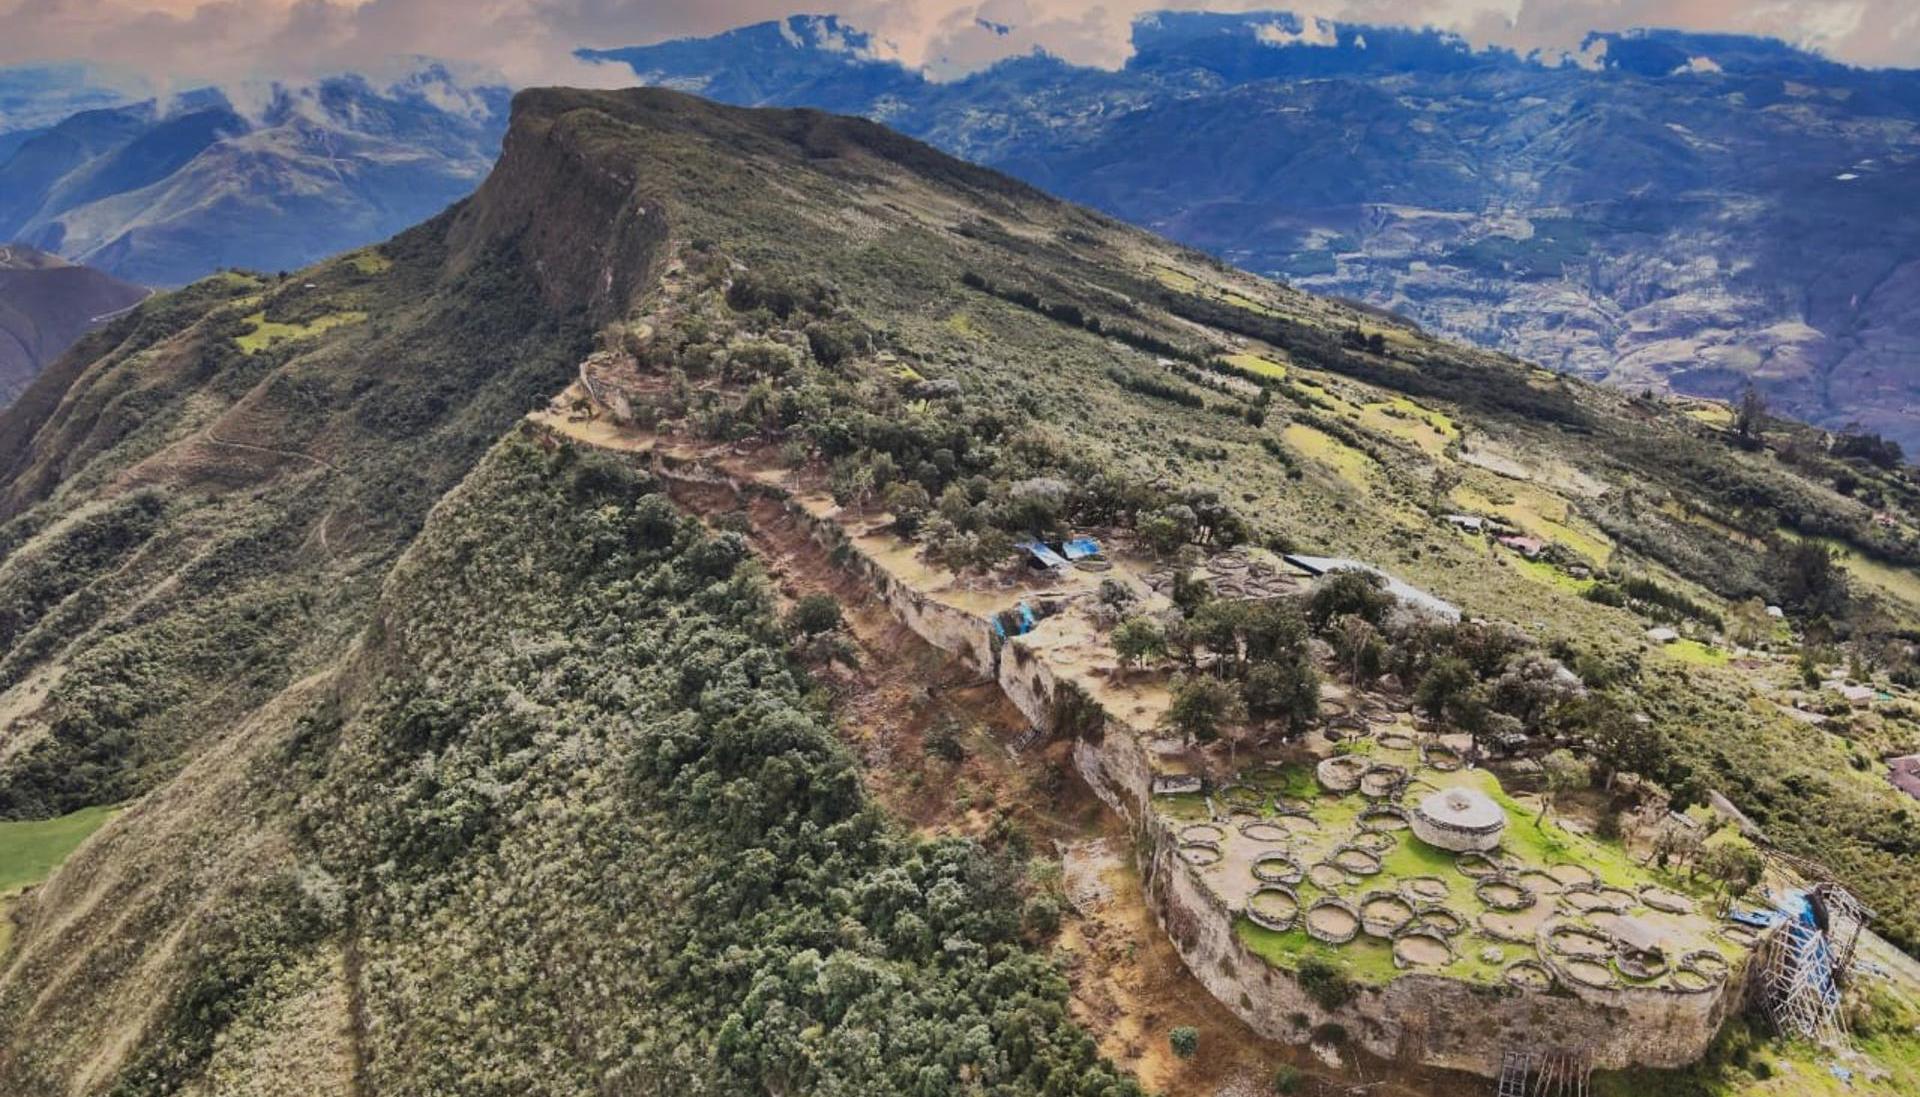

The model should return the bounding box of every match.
[12,438,1130,1097]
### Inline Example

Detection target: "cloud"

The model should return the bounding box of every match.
[0,0,1915,93]
[1254,15,1341,49]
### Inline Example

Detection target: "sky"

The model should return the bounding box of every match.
[1,0,1917,92]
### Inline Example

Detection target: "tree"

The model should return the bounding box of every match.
[1539,749,1591,824]
[1578,694,1663,789]
[1768,537,1849,621]
[785,593,843,637]
[1307,569,1392,630]
[1169,1026,1199,1060]
[1111,617,1167,673]
[1734,383,1767,446]
[1244,655,1320,736]
[1164,674,1244,743]
[1329,614,1385,685]
[1415,656,1476,724]
[1699,831,1764,912]
[1190,600,1249,676]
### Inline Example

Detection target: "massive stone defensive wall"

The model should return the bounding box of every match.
[568,431,1751,1079]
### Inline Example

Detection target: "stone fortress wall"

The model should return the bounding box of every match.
[571,426,1753,1080]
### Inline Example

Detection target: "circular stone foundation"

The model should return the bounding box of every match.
[1359,763,1409,799]
[1252,851,1306,885]
[1640,886,1695,915]
[1420,741,1463,771]
[1359,891,1416,937]
[1547,862,1597,888]
[1677,949,1730,986]
[1392,928,1454,968]
[1401,876,1450,903]
[1454,851,1500,879]
[1349,829,1397,854]
[1476,911,1536,944]
[1316,755,1369,793]
[1561,957,1619,989]
[1238,819,1291,844]
[1409,908,1466,937]
[1475,875,1536,912]
[1359,804,1411,831]
[1308,862,1349,890]
[1561,885,1631,915]
[1305,897,1361,944]
[1519,869,1565,896]
[1411,787,1507,852]
[1670,968,1715,992]
[1547,922,1614,959]
[1180,823,1226,845]
[1376,730,1416,751]
[1246,886,1301,932]
[1331,845,1383,876]
[1720,924,1760,948]
[1504,959,1555,990]
[1179,841,1222,867]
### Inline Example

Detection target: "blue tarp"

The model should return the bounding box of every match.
[992,602,1038,639]
[1729,908,1779,929]
[1061,537,1101,561]
[1016,541,1070,569]
[1779,890,1841,1010]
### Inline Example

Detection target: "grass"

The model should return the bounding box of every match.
[1223,352,1287,380]
[0,804,117,956]
[1282,422,1376,491]
[1666,639,1732,667]
[1514,555,1597,595]
[234,310,368,354]
[347,250,393,275]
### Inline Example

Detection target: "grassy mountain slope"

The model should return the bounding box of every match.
[2,86,1919,1093]
[589,14,1920,453]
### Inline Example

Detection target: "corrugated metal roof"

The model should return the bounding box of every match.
[1283,554,1460,620]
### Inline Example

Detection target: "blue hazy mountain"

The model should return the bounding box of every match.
[0,68,509,287]
[585,12,1920,451]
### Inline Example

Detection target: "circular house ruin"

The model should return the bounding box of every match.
[1410,787,1507,853]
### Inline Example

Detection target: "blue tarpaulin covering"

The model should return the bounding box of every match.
[1061,537,1101,560]
[1016,541,1070,569]
[993,602,1038,639]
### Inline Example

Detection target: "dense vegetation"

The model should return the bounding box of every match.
[108,439,1139,1096]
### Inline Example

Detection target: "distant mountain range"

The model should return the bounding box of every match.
[0,67,508,287]
[0,242,144,406]
[585,13,1920,452]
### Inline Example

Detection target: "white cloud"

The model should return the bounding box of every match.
[0,1,1914,93]
[1254,16,1340,49]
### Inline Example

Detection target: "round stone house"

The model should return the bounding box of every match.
[1411,787,1507,852]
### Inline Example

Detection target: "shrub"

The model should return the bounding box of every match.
[1295,952,1356,1010]
[1271,1065,1303,1094]
[785,593,844,637]
[1169,1026,1199,1060]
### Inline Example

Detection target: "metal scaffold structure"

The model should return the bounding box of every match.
[1760,883,1872,1045]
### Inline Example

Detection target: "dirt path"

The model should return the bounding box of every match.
[202,429,340,473]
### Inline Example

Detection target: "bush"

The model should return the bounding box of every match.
[1295,952,1356,1010]
[1169,1026,1199,1060]
[785,593,844,637]
[1271,1065,1302,1094]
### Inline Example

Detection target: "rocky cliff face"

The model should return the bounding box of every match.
[590,14,1920,451]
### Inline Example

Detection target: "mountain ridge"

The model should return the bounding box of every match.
[587,13,1920,453]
